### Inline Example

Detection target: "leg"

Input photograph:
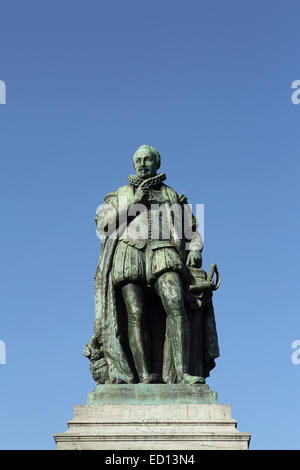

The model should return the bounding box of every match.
[155,271,205,384]
[121,282,150,383]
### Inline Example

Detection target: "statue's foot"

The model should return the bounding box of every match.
[140,374,150,384]
[180,373,205,385]
[140,373,165,384]
[148,373,165,384]
[111,378,127,384]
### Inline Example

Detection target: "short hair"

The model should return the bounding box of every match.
[133,145,161,170]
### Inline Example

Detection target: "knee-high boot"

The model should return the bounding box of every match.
[128,322,150,383]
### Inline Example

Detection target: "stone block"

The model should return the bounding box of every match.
[54,385,251,450]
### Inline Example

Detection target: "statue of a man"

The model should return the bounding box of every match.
[85,145,219,385]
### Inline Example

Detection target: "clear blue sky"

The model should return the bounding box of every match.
[0,0,299,450]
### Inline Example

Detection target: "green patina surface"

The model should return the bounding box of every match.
[88,384,218,405]
[84,145,220,388]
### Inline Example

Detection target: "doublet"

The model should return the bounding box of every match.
[114,183,184,286]
[96,174,203,287]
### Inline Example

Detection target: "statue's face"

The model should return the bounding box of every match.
[133,148,157,179]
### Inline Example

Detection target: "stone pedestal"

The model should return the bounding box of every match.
[54,385,251,450]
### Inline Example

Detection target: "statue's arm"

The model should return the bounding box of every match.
[177,193,203,267]
[95,188,145,238]
[95,192,119,238]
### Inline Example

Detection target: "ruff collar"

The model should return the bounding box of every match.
[128,173,166,188]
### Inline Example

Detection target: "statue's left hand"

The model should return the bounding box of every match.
[186,249,202,268]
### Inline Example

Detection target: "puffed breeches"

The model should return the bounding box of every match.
[112,241,185,286]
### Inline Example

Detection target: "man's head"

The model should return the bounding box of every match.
[133,145,161,179]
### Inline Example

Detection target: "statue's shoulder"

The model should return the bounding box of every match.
[162,183,176,195]
[103,184,132,201]
[104,190,117,200]
[116,183,132,192]
[102,185,134,211]
[162,184,187,204]
[103,191,117,207]
[116,184,135,199]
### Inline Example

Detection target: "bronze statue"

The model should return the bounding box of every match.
[84,145,220,385]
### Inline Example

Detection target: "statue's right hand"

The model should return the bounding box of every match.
[133,184,149,204]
